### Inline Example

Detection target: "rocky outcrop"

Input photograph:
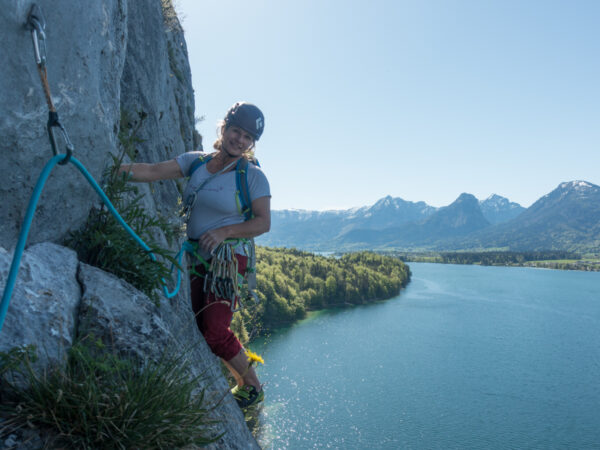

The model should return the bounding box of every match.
[0,244,80,374]
[1,1,259,448]
[0,243,259,449]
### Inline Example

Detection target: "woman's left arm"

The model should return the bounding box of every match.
[198,196,271,253]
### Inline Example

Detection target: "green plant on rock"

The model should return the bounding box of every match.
[0,337,222,449]
[65,110,182,303]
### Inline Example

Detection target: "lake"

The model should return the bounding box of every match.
[251,263,600,449]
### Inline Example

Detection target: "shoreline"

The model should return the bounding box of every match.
[401,259,600,272]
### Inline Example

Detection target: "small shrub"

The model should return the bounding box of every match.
[65,110,182,303]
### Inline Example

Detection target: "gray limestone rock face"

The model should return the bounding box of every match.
[77,262,259,449]
[0,1,128,249]
[0,243,81,372]
[77,262,174,361]
[117,0,198,253]
[0,1,196,254]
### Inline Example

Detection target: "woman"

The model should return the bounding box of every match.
[121,102,270,408]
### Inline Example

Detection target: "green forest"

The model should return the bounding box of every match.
[232,247,410,342]
[389,250,600,271]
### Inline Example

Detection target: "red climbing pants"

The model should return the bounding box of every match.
[190,254,247,362]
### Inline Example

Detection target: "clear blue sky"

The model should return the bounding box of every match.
[176,0,599,210]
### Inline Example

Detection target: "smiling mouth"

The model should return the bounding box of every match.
[223,143,244,156]
[228,141,244,151]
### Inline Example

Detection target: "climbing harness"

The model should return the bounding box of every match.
[187,238,258,313]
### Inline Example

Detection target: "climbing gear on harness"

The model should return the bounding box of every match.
[206,242,240,307]
[27,4,74,165]
[182,159,237,224]
[187,239,258,312]
[224,102,265,141]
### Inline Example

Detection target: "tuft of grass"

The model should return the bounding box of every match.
[0,337,222,449]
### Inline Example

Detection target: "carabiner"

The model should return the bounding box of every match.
[47,111,74,165]
[182,192,197,223]
[231,297,242,313]
[27,4,47,68]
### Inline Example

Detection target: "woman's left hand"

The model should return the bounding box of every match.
[197,196,271,254]
[199,228,229,255]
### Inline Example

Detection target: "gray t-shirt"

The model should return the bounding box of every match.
[176,152,271,244]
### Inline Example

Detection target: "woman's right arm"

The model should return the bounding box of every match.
[120,159,184,182]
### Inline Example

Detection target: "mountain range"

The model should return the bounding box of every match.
[257,181,600,254]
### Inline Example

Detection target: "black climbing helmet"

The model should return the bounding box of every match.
[224,102,265,141]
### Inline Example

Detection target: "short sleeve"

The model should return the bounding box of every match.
[176,151,210,177]
[247,164,271,200]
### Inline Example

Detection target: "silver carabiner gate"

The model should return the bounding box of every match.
[27,4,47,68]
[182,192,197,223]
[47,111,74,165]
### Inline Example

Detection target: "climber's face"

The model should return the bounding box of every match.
[222,125,255,157]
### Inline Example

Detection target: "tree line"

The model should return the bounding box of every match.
[232,247,411,342]
[391,250,581,266]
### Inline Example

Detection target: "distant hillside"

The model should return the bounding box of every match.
[456,181,600,252]
[264,196,436,248]
[348,196,436,230]
[257,181,599,253]
[266,209,349,248]
[414,193,490,239]
[331,193,490,250]
[479,194,526,224]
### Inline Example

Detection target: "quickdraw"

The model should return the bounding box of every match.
[205,241,241,309]
[27,4,74,165]
[188,239,259,313]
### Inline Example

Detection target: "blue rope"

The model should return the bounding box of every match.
[0,155,188,332]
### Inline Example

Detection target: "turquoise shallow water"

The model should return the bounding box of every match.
[251,263,600,449]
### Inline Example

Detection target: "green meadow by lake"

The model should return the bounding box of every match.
[252,263,600,449]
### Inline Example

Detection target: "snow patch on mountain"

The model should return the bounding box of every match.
[479,194,525,224]
[559,180,595,191]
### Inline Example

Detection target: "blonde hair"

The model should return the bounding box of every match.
[212,120,256,160]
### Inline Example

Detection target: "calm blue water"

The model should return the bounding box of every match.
[251,263,600,449]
